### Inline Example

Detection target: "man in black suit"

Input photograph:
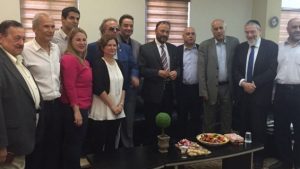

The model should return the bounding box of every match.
[139,21,179,145]
[233,20,278,169]
[0,20,41,169]
[176,27,202,138]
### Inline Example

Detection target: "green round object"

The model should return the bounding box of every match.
[155,112,171,129]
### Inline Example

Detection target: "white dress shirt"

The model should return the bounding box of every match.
[276,41,300,84]
[239,38,261,86]
[22,39,61,101]
[52,28,68,57]
[1,46,41,109]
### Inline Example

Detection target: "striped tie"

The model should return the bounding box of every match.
[160,44,169,71]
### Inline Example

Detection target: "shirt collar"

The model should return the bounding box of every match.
[184,44,197,50]
[59,28,68,40]
[0,45,22,65]
[119,34,132,46]
[155,38,164,47]
[284,39,300,47]
[32,39,55,52]
[214,37,227,44]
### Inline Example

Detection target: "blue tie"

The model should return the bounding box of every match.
[247,46,255,82]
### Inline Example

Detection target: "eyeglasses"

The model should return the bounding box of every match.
[108,27,120,32]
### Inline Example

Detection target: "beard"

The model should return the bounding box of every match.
[157,35,168,44]
[247,38,257,46]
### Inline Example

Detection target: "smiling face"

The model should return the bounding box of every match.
[71,32,87,55]
[102,39,117,57]
[120,18,133,39]
[287,18,300,43]
[244,23,261,46]
[0,26,25,56]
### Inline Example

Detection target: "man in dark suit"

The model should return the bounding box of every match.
[233,20,278,169]
[139,21,179,145]
[176,27,202,138]
[0,20,41,169]
[198,19,239,134]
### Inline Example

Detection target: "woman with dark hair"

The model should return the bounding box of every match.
[88,34,125,153]
[60,27,92,169]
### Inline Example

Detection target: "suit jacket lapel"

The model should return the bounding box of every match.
[151,41,163,68]
[209,39,218,67]
[178,45,184,81]
[253,39,265,76]
[0,49,34,101]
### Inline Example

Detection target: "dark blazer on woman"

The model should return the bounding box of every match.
[92,58,125,96]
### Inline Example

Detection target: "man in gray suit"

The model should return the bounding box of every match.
[198,19,239,133]
[117,14,141,148]
[0,20,40,169]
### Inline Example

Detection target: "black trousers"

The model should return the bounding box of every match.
[62,104,89,169]
[177,83,203,139]
[274,84,300,169]
[88,118,122,153]
[26,98,63,169]
[237,94,269,169]
[143,83,175,145]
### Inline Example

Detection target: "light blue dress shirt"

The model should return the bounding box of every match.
[183,45,198,85]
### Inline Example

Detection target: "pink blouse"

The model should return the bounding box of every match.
[60,53,92,109]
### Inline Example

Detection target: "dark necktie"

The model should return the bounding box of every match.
[247,46,255,82]
[160,44,169,71]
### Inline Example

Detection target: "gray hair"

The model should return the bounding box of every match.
[32,13,51,29]
[99,17,118,35]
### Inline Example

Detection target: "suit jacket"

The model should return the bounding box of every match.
[198,36,240,105]
[0,48,38,155]
[117,34,141,61]
[138,40,179,103]
[233,38,278,106]
[86,41,138,90]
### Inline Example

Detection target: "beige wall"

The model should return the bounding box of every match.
[190,0,252,43]
[0,0,20,22]
[79,0,145,43]
[252,0,282,42]
[0,0,281,44]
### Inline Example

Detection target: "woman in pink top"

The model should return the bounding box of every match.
[60,27,92,169]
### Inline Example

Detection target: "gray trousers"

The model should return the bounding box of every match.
[116,88,137,148]
[202,84,232,134]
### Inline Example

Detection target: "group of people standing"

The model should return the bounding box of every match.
[0,5,299,169]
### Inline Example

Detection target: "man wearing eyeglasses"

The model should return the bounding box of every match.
[86,17,138,151]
